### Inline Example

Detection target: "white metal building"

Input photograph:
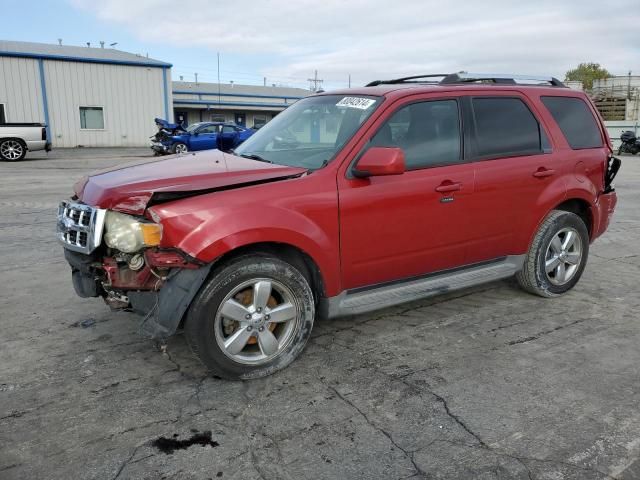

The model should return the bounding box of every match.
[0,40,172,147]
[172,81,309,129]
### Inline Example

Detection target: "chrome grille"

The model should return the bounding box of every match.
[57,201,106,254]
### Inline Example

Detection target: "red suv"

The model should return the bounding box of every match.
[57,73,620,379]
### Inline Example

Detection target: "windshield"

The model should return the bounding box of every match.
[234,94,381,169]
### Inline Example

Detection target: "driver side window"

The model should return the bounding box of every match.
[198,125,219,134]
[370,99,462,170]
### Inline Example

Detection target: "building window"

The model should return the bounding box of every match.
[79,107,105,130]
[210,114,226,123]
[253,114,268,128]
[0,104,5,124]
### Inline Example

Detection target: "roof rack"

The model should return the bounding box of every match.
[366,72,566,88]
[366,74,450,87]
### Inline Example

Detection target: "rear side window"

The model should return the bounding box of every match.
[471,97,542,158]
[541,96,603,149]
[369,99,461,169]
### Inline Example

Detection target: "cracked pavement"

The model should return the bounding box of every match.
[1,148,639,479]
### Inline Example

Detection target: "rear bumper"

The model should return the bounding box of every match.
[593,191,618,240]
[25,139,47,152]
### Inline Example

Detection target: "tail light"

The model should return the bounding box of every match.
[604,156,621,194]
[41,127,47,141]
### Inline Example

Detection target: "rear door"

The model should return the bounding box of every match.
[464,93,564,263]
[219,125,238,151]
[338,95,476,289]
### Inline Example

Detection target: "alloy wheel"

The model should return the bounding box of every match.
[1,140,23,160]
[544,227,583,285]
[214,278,300,365]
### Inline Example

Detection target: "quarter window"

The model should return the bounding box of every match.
[370,99,461,169]
[0,104,5,124]
[79,107,104,130]
[541,96,603,149]
[471,97,542,158]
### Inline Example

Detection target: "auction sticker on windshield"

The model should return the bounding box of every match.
[336,97,376,110]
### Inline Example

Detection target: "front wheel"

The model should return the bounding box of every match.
[172,142,188,154]
[516,210,589,297]
[0,139,27,161]
[184,254,315,379]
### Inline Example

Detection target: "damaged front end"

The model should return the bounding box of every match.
[57,201,211,340]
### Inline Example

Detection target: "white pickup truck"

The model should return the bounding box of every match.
[0,123,51,161]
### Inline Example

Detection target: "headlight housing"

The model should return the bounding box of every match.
[103,211,162,253]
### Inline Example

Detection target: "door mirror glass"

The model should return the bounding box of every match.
[353,147,405,178]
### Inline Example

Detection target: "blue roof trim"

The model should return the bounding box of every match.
[173,99,295,109]
[0,50,172,68]
[173,90,305,100]
[37,59,51,140]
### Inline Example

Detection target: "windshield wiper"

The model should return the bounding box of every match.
[240,153,272,164]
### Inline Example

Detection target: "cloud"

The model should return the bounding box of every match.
[70,0,640,87]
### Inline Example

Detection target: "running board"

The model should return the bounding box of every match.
[326,255,525,318]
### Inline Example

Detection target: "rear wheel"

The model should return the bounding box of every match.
[0,139,26,161]
[516,210,589,297]
[184,254,315,379]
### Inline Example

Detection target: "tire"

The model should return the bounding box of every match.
[0,139,27,161]
[184,254,315,379]
[171,142,188,154]
[516,210,589,297]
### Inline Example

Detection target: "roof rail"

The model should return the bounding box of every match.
[440,72,566,87]
[366,72,566,88]
[366,74,449,87]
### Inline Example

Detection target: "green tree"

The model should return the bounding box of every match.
[565,63,611,90]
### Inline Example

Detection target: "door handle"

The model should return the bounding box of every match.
[532,168,555,178]
[435,182,462,193]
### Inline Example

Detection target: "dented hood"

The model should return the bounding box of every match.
[74,149,306,215]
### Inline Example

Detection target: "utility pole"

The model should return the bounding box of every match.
[348,74,351,88]
[307,70,324,92]
[217,52,221,106]
[195,72,198,84]
[263,77,267,87]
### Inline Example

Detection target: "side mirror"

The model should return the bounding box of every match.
[352,147,405,178]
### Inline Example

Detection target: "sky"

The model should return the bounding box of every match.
[2,0,639,90]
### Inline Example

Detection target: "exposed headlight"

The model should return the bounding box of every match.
[103,211,162,253]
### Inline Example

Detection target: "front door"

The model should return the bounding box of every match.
[174,111,188,127]
[338,97,475,290]
[189,124,219,151]
[235,113,246,127]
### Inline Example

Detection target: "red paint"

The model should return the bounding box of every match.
[75,150,306,215]
[353,147,405,177]
[75,83,617,297]
[103,257,157,290]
